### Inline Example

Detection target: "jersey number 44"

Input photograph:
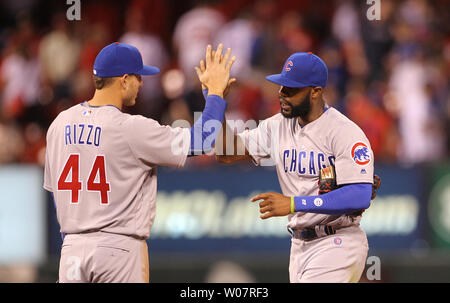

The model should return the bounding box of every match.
[57,154,110,204]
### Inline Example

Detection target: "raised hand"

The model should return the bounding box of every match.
[195,44,236,98]
[197,58,236,97]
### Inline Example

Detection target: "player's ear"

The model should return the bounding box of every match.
[120,74,130,89]
[310,86,322,100]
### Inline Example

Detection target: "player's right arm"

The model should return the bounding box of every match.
[124,44,236,167]
[188,44,236,156]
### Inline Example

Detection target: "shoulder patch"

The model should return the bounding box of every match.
[351,142,371,166]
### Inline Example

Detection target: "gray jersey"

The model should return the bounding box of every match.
[44,102,190,239]
[238,107,374,229]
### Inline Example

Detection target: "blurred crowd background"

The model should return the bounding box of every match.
[0,0,449,283]
[0,0,448,167]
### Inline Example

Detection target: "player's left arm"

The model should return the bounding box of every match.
[251,184,372,219]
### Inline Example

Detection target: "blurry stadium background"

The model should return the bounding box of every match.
[0,0,449,282]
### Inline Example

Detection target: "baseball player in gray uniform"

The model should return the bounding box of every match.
[43,42,235,282]
[210,52,379,282]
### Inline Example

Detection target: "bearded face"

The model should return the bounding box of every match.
[279,86,312,119]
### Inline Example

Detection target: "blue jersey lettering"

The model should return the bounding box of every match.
[86,125,94,145]
[328,156,335,167]
[64,124,102,146]
[282,149,334,176]
[73,124,76,144]
[318,153,326,170]
[298,151,306,174]
[309,151,316,175]
[78,124,85,144]
[65,125,71,145]
[94,127,101,147]
[283,150,290,173]
[290,149,297,172]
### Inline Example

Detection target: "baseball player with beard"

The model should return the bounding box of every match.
[43,42,235,282]
[206,52,380,282]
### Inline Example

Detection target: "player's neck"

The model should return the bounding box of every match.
[88,88,123,110]
[297,100,325,127]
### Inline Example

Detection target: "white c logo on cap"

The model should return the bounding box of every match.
[285,61,293,71]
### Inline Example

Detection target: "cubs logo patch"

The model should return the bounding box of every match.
[285,60,293,71]
[351,142,371,166]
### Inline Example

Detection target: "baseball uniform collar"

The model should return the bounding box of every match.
[82,101,122,112]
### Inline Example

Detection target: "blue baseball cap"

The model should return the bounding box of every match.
[266,52,328,88]
[93,42,160,77]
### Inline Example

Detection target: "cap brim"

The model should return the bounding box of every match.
[265,74,310,88]
[136,65,160,76]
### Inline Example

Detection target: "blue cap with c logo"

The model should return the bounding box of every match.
[266,52,328,88]
[93,42,160,77]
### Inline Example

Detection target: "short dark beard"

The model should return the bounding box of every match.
[281,93,312,119]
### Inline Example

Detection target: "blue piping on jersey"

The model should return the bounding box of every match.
[82,101,122,112]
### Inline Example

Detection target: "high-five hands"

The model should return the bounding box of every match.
[195,43,236,98]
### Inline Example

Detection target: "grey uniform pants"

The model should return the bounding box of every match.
[289,225,369,283]
[59,231,149,283]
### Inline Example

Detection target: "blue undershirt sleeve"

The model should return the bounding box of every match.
[293,183,372,215]
[202,88,208,100]
[189,93,227,155]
